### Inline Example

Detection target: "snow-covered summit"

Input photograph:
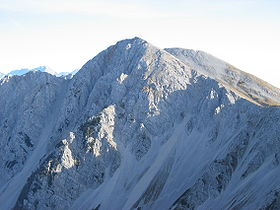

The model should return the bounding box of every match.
[75,36,280,107]
[6,66,56,76]
[2,66,78,79]
[0,37,280,210]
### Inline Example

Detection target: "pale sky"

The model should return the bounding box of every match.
[0,0,280,87]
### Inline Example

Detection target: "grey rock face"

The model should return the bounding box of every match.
[0,37,280,210]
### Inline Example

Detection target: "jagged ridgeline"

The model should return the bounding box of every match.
[0,37,280,210]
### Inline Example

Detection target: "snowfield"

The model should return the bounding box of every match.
[0,37,280,210]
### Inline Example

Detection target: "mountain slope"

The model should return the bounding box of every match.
[0,73,4,80]
[0,37,280,210]
[165,48,280,106]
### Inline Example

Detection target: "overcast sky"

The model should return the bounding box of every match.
[0,0,280,87]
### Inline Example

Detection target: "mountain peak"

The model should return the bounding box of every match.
[110,36,149,51]
[117,36,148,44]
[75,38,280,107]
[1,38,280,210]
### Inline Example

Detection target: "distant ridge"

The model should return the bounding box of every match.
[1,66,78,79]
